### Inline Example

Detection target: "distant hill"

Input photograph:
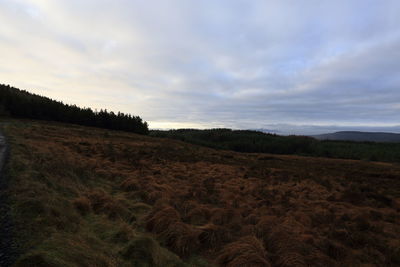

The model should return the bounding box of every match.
[313,131,400,142]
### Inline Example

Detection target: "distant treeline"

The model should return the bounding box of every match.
[0,84,148,134]
[151,129,400,162]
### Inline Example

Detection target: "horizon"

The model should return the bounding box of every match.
[1,1,399,131]
[152,125,400,136]
[4,82,400,136]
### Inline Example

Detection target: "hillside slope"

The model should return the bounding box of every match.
[151,129,400,162]
[0,84,149,134]
[313,131,400,142]
[2,119,400,266]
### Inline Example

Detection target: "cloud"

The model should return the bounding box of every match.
[0,0,400,131]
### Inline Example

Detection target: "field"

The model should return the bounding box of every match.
[2,120,400,266]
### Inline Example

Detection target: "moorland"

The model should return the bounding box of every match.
[1,120,399,266]
[0,84,399,266]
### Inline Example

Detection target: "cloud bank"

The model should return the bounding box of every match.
[1,0,400,133]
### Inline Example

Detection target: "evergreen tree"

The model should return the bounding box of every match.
[0,84,149,135]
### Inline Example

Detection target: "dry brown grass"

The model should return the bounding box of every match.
[72,196,91,215]
[197,223,229,249]
[4,119,400,266]
[217,236,271,267]
[160,221,200,256]
[185,205,211,225]
[145,206,181,234]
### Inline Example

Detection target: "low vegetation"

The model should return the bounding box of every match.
[151,128,400,162]
[2,120,400,266]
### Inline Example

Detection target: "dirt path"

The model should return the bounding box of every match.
[0,131,16,266]
[0,132,7,172]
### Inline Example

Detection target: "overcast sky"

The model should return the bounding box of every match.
[1,0,400,134]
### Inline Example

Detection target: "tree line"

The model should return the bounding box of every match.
[0,84,148,134]
[151,128,400,162]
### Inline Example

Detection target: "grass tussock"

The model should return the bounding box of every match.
[145,206,181,234]
[160,221,200,256]
[121,234,184,267]
[3,119,400,266]
[265,226,307,267]
[146,206,200,256]
[217,236,271,267]
[197,223,229,249]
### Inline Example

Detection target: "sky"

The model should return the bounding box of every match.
[1,0,400,134]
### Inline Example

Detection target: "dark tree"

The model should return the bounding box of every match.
[0,84,149,135]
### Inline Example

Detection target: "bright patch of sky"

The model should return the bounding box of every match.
[1,0,399,134]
